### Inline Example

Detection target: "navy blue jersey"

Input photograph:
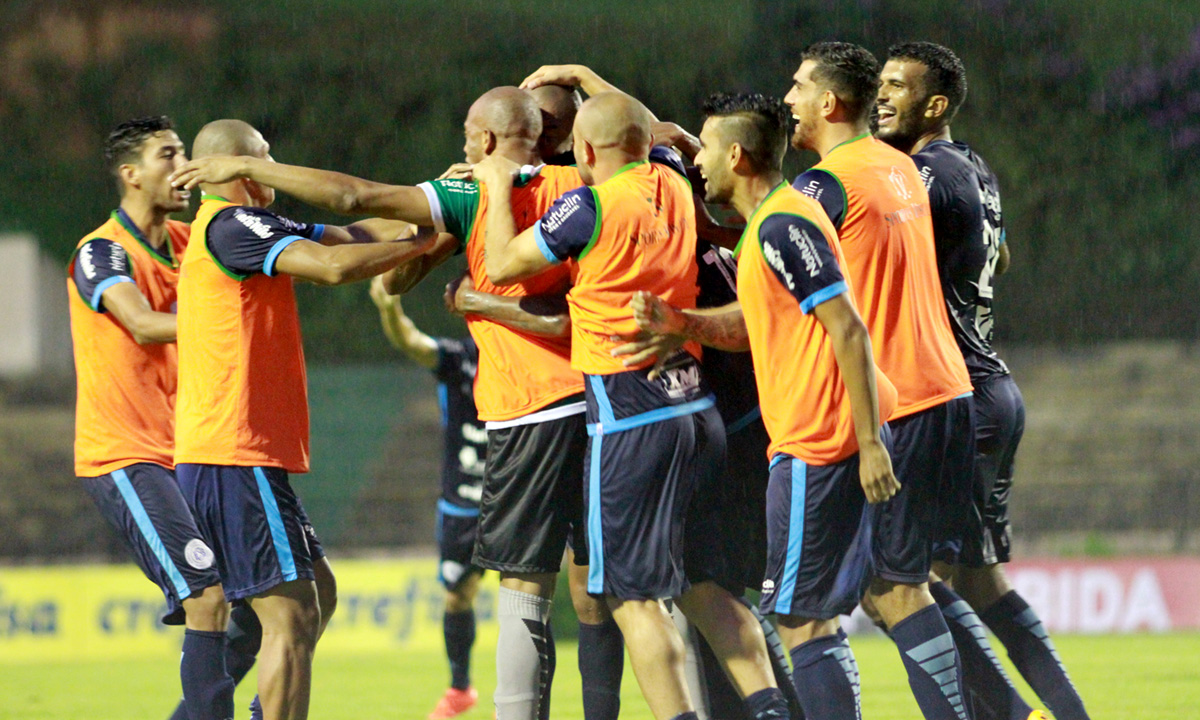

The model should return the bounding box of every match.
[206,206,324,277]
[434,337,487,509]
[913,140,1009,382]
[695,240,760,434]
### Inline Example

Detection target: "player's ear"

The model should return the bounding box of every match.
[819,89,838,120]
[729,141,747,174]
[118,163,139,190]
[483,130,498,156]
[925,95,949,121]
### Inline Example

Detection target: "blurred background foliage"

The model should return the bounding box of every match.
[1,0,1198,361]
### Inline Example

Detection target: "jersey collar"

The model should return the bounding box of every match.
[200,193,233,203]
[113,208,176,267]
[610,158,649,180]
[827,132,871,156]
[733,182,788,258]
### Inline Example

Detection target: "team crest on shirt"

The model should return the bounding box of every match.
[184,538,215,570]
[888,166,913,200]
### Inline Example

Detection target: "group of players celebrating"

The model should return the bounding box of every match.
[69,36,1093,720]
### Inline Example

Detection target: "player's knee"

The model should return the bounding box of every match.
[182,583,229,631]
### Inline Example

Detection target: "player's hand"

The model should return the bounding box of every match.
[631,291,687,336]
[369,275,399,311]
[651,122,700,160]
[858,436,900,504]
[610,331,685,380]
[520,64,588,90]
[444,273,475,314]
[472,154,521,188]
[437,163,474,181]
[169,156,250,190]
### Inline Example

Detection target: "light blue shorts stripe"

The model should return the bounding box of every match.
[253,467,298,582]
[586,433,605,594]
[773,458,808,613]
[112,468,192,600]
[437,498,480,518]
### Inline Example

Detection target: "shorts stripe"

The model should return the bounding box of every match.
[586,433,605,594]
[589,375,617,424]
[726,405,762,435]
[112,468,191,600]
[773,459,807,613]
[253,467,298,582]
[437,498,480,518]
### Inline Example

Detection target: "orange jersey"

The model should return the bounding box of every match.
[796,134,971,419]
[420,165,585,422]
[736,184,897,464]
[68,211,189,476]
[534,149,701,374]
[174,197,313,472]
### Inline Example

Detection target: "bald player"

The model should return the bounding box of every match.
[172,119,430,720]
[475,91,789,720]
[528,84,583,166]
[171,89,606,720]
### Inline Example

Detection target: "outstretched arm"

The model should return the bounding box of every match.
[521,64,660,121]
[274,232,436,286]
[368,276,438,368]
[170,156,435,224]
[445,274,570,338]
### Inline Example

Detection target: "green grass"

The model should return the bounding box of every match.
[3,632,1199,719]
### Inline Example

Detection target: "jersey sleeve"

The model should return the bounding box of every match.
[72,239,135,312]
[206,207,325,278]
[757,213,847,314]
[417,179,479,249]
[649,145,689,178]
[913,152,954,221]
[533,186,599,263]
[434,337,469,383]
[792,169,847,229]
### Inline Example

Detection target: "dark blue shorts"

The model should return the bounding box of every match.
[176,464,325,601]
[436,499,484,591]
[878,396,976,582]
[721,415,771,591]
[81,463,222,625]
[583,365,721,600]
[758,443,880,620]
[961,374,1024,567]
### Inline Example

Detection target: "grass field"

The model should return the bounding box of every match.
[3,632,1197,719]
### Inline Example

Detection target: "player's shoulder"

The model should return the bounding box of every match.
[78,215,123,248]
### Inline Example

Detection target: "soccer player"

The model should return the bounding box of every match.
[172,118,431,720]
[68,116,261,720]
[628,91,906,720]
[171,88,596,720]
[785,42,975,720]
[368,277,489,718]
[877,41,1089,720]
[475,90,789,720]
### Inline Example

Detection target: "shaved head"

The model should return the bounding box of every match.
[574,92,652,156]
[192,119,268,159]
[466,86,542,141]
[528,84,582,122]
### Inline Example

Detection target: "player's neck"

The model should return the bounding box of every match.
[732,172,785,222]
[495,141,540,168]
[908,125,953,155]
[118,196,169,249]
[816,122,871,159]
[201,182,256,208]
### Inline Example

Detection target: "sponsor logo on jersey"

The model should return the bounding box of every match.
[541,192,584,234]
[789,224,824,278]
[762,240,795,291]
[79,244,97,279]
[457,444,485,478]
[919,165,936,191]
[234,210,273,239]
[888,166,913,200]
[456,482,483,503]
[799,179,824,201]
[184,539,215,570]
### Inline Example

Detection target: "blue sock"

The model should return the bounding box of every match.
[744,687,790,720]
[981,591,1090,720]
[931,582,1031,720]
[578,620,623,720]
[889,604,970,720]
[444,610,477,690]
[789,629,861,720]
[180,629,235,720]
[168,606,259,720]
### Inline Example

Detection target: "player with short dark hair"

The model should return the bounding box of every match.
[787,42,977,720]
[630,90,901,720]
[172,118,431,720]
[878,40,1088,720]
[70,116,258,720]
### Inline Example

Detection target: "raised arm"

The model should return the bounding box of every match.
[368,276,438,368]
[520,64,660,121]
[170,156,435,224]
[445,274,570,338]
[273,234,435,286]
[811,294,898,504]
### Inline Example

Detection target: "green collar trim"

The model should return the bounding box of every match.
[733,182,788,258]
[610,158,649,179]
[828,132,871,155]
[201,193,232,203]
[112,209,175,268]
